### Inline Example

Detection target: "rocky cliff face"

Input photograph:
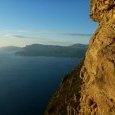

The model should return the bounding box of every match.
[45,0,115,115]
[80,0,115,114]
[45,61,83,115]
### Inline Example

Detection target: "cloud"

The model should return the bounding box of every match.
[32,30,92,37]
[0,34,31,39]
[0,28,92,38]
[32,30,92,36]
[0,29,29,33]
[6,35,29,39]
[0,29,92,42]
[58,32,92,36]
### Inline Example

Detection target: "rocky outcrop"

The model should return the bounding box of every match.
[45,0,115,115]
[45,61,83,115]
[80,0,115,114]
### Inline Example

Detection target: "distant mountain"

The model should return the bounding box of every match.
[15,44,87,58]
[0,46,22,53]
[69,43,87,49]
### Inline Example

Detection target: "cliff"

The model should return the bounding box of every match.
[45,0,115,115]
[45,60,83,115]
[80,0,115,114]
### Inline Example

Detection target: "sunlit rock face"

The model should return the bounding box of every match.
[45,0,115,115]
[79,0,115,114]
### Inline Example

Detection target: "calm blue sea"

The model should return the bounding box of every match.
[0,52,81,115]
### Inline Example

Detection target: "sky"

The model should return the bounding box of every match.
[0,0,97,47]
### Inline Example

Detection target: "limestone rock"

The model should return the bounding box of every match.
[80,0,115,114]
[45,61,83,115]
[45,0,115,115]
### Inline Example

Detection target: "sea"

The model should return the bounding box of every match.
[0,52,81,115]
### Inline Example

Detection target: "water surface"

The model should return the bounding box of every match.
[0,53,81,115]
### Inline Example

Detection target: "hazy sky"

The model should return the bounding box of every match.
[0,0,97,47]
